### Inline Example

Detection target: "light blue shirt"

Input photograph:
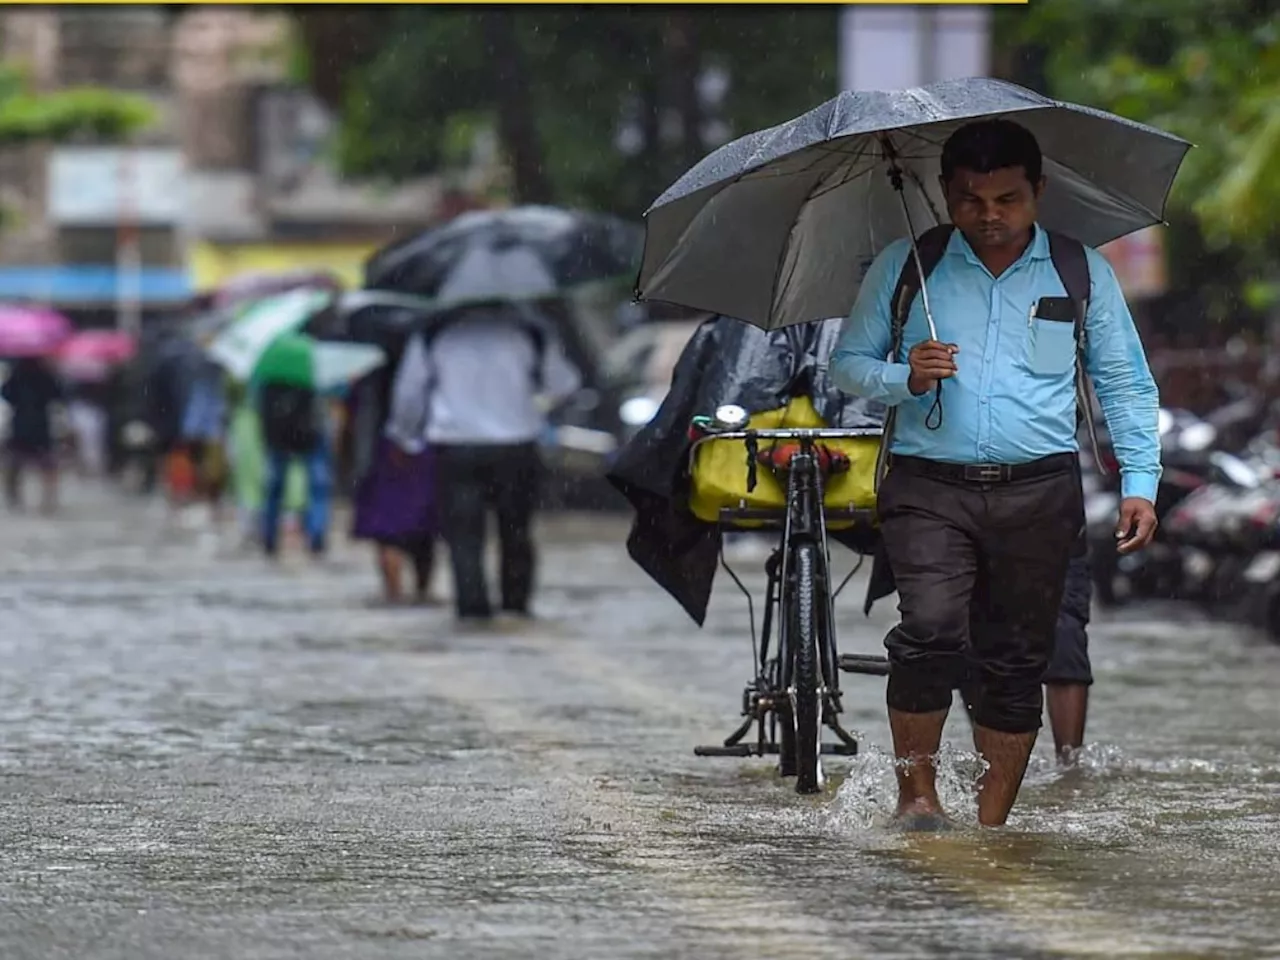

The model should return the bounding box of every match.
[831,225,1161,502]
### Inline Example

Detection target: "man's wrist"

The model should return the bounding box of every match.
[1119,471,1159,503]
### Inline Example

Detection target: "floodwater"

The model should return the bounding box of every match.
[2,484,1280,959]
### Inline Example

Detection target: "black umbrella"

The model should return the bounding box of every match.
[636,76,1192,332]
[333,290,438,357]
[364,205,643,301]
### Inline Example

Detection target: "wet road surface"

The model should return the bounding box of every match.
[3,485,1280,958]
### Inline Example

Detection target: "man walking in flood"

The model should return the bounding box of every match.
[832,119,1160,827]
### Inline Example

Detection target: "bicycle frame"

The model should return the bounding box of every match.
[691,427,885,765]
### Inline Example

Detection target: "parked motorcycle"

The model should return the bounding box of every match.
[1160,452,1271,606]
[1086,407,1220,606]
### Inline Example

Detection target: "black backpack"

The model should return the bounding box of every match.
[874,224,1104,483]
[259,381,320,454]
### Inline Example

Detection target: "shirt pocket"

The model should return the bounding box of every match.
[1025,317,1077,377]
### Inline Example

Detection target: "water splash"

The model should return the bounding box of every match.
[1022,742,1253,786]
[825,742,987,832]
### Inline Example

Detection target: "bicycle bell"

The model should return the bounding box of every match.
[713,404,748,429]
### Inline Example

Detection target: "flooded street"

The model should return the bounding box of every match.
[3,485,1280,959]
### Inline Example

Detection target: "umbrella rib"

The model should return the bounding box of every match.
[770,140,883,325]
[805,162,879,203]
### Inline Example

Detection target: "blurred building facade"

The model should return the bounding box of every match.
[0,7,444,324]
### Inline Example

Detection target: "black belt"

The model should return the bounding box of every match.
[891,452,1078,484]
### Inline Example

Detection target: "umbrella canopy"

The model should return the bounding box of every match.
[207,287,334,382]
[335,289,439,355]
[54,329,137,381]
[211,269,343,309]
[364,205,643,301]
[0,304,73,358]
[637,76,1192,331]
[255,333,385,392]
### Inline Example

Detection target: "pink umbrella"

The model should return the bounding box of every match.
[54,329,137,381]
[0,304,73,358]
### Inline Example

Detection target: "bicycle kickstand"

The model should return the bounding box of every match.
[694,715,757,757]
[826,715,860,756]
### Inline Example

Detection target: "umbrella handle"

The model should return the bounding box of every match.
[883,154,940,343]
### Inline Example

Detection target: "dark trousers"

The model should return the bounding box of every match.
[435,442,540,619]
[877,458,1083,734]
[1043,550,1093,686]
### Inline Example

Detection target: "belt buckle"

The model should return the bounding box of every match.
[966,463,1006,483]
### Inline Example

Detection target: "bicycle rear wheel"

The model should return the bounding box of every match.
[789,542,824,794]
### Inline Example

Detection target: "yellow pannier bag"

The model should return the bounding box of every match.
[687,396,882,529]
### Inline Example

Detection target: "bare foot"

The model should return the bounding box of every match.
[893,796,952,832]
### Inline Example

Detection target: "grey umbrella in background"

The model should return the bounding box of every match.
[636,77,1192,333]
[434,242,559,306]
[364,205,643,298]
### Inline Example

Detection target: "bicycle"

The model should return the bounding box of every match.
[687,404,890,794]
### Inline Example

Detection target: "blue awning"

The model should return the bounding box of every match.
[0,266,191,305]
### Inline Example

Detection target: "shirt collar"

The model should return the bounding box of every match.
[947,222,1049,270]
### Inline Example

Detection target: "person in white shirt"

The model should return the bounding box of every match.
[386,303,581,623]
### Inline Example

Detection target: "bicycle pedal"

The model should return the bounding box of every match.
[820,743,858,756]
[838,653,891,676]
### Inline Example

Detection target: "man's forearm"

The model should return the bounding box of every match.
[831,352,917,406]
[1098,390,1161,503]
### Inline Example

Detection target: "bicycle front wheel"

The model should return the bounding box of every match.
[789,541,824,794]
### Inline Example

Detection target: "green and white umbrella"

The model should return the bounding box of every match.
[207,287,333,381]
[254,333,385,391]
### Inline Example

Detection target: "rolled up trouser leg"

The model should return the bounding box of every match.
[878,468,982,714]
[969,470,1084,733]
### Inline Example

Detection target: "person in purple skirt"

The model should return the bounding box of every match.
[348,367,440,606]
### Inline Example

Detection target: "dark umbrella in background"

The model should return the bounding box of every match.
[361,203,646,418]
[334,290,438,359]
[636,76,1191,335]
[364,205,643,299]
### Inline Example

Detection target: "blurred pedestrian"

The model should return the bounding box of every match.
[348,367,440,606]
[257,367,333,559]
[66,378,110,477]
[386,304,581,625]
[2,356,63,513]
[177,355,230,526]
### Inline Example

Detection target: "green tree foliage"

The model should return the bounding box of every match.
[999,0,1280,314]
[0,64,154,145]
[294,8,836,217]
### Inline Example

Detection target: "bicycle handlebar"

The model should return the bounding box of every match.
[693,427,882,442]
[686,425,883,473]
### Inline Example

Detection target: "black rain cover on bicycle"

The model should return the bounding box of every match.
[606,314,884,626]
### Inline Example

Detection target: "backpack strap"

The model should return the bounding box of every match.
[1045,231,1107,474]
[888,224,955,363]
